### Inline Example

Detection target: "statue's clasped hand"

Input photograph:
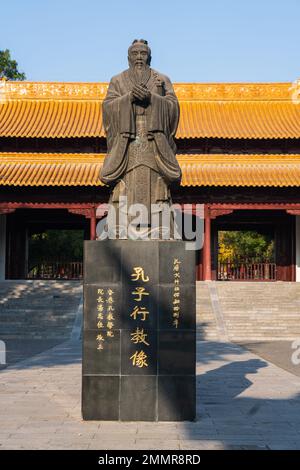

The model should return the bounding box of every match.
[131,84,151,103]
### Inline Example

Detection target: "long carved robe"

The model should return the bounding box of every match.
[99,68,181,230]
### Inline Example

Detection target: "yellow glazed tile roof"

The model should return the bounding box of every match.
[1,152,300,187]
[0,81,300,139]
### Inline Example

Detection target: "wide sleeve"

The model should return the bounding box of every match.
[148,75,181,183]
[148,76,179,149]
[100,77,133,184]
[102,78,135,152]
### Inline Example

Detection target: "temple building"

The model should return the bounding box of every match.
[1,79,300,282]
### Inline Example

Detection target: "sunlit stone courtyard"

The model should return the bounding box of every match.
[0,338,300,450]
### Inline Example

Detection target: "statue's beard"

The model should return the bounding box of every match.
[129,63,151,86]
[133,63,148,72]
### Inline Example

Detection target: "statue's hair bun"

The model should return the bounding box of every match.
[132,39,148,45]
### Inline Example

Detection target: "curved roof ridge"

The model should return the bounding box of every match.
[0,79,298,101]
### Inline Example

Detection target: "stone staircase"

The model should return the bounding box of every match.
[0,281,82,339]
[1,280,299,342]
[196,282,219,341]
[197,281,300,341]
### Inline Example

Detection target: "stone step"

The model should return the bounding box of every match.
[1,280,299,342]
[196,281,300,341]
[0,280,81,339]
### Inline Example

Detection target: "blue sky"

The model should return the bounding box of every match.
[1,0,299,83]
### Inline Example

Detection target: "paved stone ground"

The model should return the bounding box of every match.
[0,340,300,450]
[237,341,300,377]
[0,339,63,371]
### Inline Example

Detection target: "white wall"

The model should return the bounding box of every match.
[0,215,6,280]
[296,216,300,282]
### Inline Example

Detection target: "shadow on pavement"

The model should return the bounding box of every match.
[1,335,300,449]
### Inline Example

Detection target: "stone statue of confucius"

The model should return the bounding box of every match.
[99,39,181,237]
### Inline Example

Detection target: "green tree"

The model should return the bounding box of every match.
[218,230,275,263]
[28,230,84,268]
[0,49,26,80]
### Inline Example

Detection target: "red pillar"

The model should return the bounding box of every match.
[203,204,211,281]
[90,208,97,241]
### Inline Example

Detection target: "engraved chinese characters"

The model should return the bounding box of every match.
[130,267,150,368]
[95,288,116,351]
[172,259,181,329]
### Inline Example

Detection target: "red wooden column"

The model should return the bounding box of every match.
[68,206,98,240]
[90,208,97,241]
[203,204,212,281]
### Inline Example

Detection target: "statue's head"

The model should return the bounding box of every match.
[128,39,151,70]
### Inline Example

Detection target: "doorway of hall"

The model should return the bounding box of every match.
[217,229,275,281]
[5,209,89,280]
[211,210,295,282]
[27,228,84,280]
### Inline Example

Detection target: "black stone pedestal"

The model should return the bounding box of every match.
[82,240,196,421]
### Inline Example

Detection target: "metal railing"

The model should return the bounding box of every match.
[218,260,276,281]
[27,262,83,280]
